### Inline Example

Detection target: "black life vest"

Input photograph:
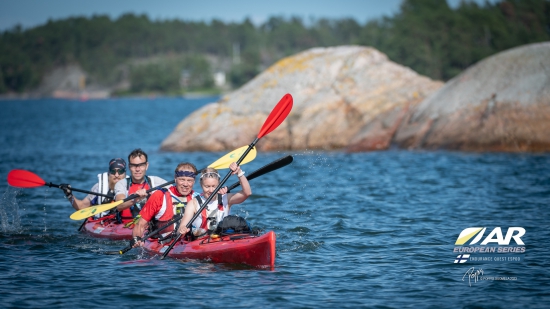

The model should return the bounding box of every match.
[213,215,252,235]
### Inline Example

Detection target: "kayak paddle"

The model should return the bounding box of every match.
[7,169,112,198]
[227,155,293,192]
[69,145,257,221]
[159,93,293,259]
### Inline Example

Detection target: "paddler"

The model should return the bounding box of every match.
[177,162,251,238]
[113,148,168,224]
[60,158,127,218]
[131,162,201,247]
[131,162,230,247]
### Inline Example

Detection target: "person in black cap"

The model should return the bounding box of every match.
[61,158,127,217]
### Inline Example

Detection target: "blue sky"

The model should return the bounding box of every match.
[0,0,493,31]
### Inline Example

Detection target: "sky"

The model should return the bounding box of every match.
[0,0,493,31]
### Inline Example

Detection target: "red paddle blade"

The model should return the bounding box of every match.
[258,93,293,139]
[7,169,46,188]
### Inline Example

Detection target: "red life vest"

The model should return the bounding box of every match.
[151,189,195,233]
[119,176,152,221]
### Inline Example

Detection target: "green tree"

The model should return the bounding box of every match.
[130,62,179,93]
[1,1,549,93]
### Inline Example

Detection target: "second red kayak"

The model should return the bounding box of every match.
[81,215,134,240]
[143,231,276,268]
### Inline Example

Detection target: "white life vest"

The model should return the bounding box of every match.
[93,172,127,218]
[97,172,110,203]
[92,172,112,218]
[192,194,230,236]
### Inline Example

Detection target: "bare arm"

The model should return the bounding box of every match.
[113,181,147,211]
[227,163,252,208]
[177,199,198,235]
[70,196,93,211]
[115,190,147,212]
[115,193,134,211]
[61,184,94,210]
[132,217,149,247]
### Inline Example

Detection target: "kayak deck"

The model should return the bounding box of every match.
[144,231,276,268]
[81,216,133,240]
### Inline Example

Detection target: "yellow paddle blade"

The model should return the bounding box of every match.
[69,200,122,220]
[208,146,256,170]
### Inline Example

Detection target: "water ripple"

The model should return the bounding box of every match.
[0,99,549,308]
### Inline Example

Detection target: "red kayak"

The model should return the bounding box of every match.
[143,231,276,268]
[81,215,134,240]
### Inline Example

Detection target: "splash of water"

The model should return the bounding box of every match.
[0,187,23,233]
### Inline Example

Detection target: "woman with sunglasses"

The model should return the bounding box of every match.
[177,162,251,237]
[61,158,127,218]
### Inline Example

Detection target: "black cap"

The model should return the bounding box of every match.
[109,158,126,170]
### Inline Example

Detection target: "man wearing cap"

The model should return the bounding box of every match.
[61,158,127,218]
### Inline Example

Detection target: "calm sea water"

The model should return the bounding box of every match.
[0,98,549,308]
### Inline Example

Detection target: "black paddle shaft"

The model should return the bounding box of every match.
[47,182,112,198]
[160,141,258,259]
[117,214,183,254]
[182,140,258,227]
[227,155,293,192]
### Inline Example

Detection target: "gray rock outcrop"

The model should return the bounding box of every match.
[162,43,550,153]
[394,42,550,152]
[161,46,442,151]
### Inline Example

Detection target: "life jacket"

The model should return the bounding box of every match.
[193,194,225,236]
[149,188,197,234]
[91,172,117,219]
[118,176,154,221]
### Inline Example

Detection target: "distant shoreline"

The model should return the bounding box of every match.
[0,92,223,101]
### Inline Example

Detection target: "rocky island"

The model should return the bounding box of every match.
[161,43,550,153]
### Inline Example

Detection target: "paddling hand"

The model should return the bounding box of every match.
[229,162,240,175]
[133,188,148,205]
[219,186,228,195]
[134,188,148,198]
[131,236,144,248]
[229,162,245,178]
[60,184,73,200]
[178,226,190,235]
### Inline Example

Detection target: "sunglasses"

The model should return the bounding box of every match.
[109,168,126,175]
[200,172,220,179]
[129,162,147,169]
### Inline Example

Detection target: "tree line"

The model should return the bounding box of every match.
[0,0,548,94]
